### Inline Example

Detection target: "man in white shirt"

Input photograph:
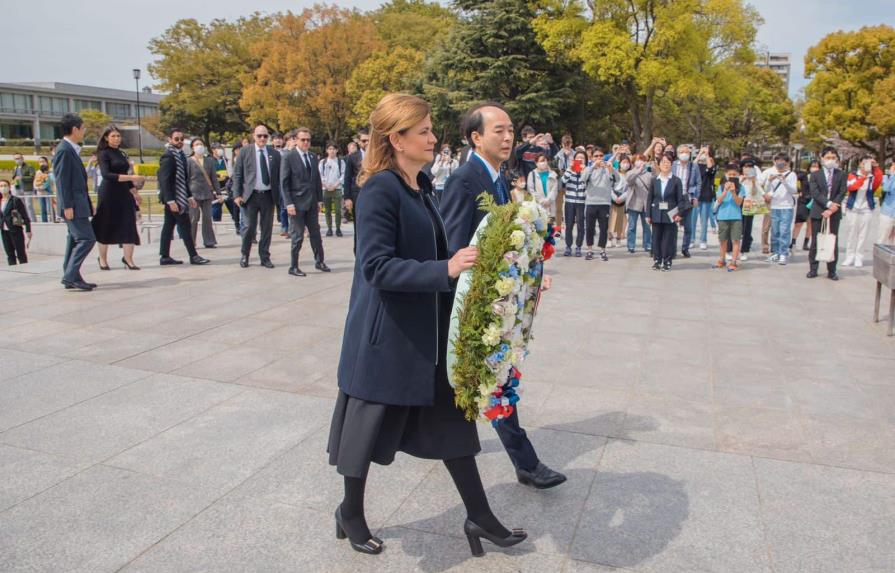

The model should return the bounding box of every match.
[231,124,281,268]
[760,153,798,264]
[319,143,346,237]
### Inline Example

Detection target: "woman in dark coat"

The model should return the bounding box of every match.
[0,179,31,265]
[327,94,526,557]
[91,126,144,270]
[647,152,687,271]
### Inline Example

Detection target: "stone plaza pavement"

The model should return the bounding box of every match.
[0,220,893,573]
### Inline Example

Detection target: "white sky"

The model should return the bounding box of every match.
[0,0,888,98]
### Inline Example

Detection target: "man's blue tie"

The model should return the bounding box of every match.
[495,176,509,205]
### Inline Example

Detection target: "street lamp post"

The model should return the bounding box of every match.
[133,68,144,164]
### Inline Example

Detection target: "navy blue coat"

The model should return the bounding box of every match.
[52,139,92,219]
[440,154,507,252]
[337,170,455,406]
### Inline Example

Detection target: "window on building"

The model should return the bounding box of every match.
[106,102,132,119]
[137,105,158,117]
[39,124,61,141]
[38,96,69,116]
[73,99,102,112]
[0,92,32,113]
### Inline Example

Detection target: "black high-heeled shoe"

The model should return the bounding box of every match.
[97,257,110,271]
[464,518,527,557]
[334,507,383,555]
[121,257,140,270]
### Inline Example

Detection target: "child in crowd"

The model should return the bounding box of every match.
[715,163,747,272]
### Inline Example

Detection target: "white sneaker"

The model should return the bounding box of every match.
[778,255,788,265]
[843,256,854,266]
[725,253,732,261]
[740,254,749,261]
[855,256,863,268]
[699,243,707,250]
[766,254,779,263]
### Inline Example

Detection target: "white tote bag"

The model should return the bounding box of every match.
[816,217,837,263]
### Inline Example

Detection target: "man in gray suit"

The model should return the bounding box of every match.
[53,113,96,291]
[232,124,281,268]
[281,127,329,277]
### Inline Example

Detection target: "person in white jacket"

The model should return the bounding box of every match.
[526,154,558,222]
[431,144,459,200]
[759,153,799,265]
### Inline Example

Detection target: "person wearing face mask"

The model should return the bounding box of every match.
[880,162,895,245]
[0,179,31,265]
[510,172,529,203]
[525,153,558,222]
[91,126,145,271]
[672,144,701,257]
[583,151,617,260]
[608,154,629,248]
[807,146,847,280]
[647,152,686,271]
[12,153,37,223]
[431,143,459,202]
[186,138,220,250]
[842,155,884,267]
[737,158,764,261]
[696,147,717,249]
[32,156,55,223]
[625,153,653,253]
[760,153,799,265]
[157,128,209,267]
[560,150,589,256]
[792,160,820,252]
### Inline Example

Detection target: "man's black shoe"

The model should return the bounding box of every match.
[204,244,217,249]
[681,249,691,258]
[336,230,343,237]
[260,259,275,269]
[61,279,94,291]
[160,257,183,266]
[326,229,333,237]
[240,256,249,268]
[516,462,567,489]
[288,267,307,277]
[190,256,210,265]
[828,273,840,281]
[316,262,331,273]
[806,270,818,278]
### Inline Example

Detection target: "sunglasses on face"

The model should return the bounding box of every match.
[298,138,311,142]
[171,137,183,142]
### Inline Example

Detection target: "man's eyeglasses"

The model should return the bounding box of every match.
[171,137,183,142]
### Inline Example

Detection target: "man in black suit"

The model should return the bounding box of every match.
[342,127,369,213]
[280,128,330,277]
[441,102,567,490]
[53,113,96,291]
[157,128,209,266]
[232,124,281,268]
[807,146,847,280]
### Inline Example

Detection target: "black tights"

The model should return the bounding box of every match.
[339,455,508,544]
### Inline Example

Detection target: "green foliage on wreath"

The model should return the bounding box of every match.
[451,193,520,421]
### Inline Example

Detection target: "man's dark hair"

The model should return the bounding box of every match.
[271,132,283,140]
[357,127,369,137]
[520,125,536,136]
[60,113,83,136]
[725,162,741,172]
[821,146,839,159]
[773,152,789,162]
[296,127,311,136]
[167,126,184,137]
[326,141,338,149]
[461,101,510,148]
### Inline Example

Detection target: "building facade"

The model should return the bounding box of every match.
[0,82,162,145]
[756,53,791,92]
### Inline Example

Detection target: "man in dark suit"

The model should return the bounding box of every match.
[157,128,209,266]
[342,127,369,213]
[441,102,567,490]
[232,124,281,268]
[807,146,847,280]
[53,113,96,291]
[280,128,330,277]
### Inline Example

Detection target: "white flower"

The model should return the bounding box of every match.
[494,277,516,297]
[518,203,535,223]
[510,230,526,249]
[481,323,502,346]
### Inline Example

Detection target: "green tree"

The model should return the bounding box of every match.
[148,14,272,143]
[79,109,113,143]
[802,25,895,160]
[373,0,457,51]
[346,47,426,129]
[534,0,761,149]
[425,0,577,138]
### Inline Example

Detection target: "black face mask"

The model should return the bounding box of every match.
[40,165,49,172]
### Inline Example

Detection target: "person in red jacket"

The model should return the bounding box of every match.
[843,155,884,267]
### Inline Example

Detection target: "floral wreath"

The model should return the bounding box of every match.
[447,193,555,424]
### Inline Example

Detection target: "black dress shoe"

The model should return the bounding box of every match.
[84,281,97,289]
[516,462,567,489]
[681,249,691,258]
[239,256,249,268]
[160,257,183,265]
[62,279,94,291]
[190,255,210,265]
[828,273,840,281]
[260,259,275,269]
[806,270,818,278]
[288,267,307,277]
[336,230,343,237]
[326,229,334,237]
[464,518,527,557]
[315,262,331,272]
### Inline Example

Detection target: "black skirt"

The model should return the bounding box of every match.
[92,180,140,245]
[327,358,480,478]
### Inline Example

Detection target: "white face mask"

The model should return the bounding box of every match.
[678,153,690,162]
[744,168,756,177]
[620,163,631,171]
[862,160,873,172]
[194,145,206,156]
[634,160,645,169]
[214,149,224,158]
[823,159,837,170]
[537,162,548,171]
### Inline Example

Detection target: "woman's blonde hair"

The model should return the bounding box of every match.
[357,93,431,187]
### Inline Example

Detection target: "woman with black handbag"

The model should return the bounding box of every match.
[0,179,32,265]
